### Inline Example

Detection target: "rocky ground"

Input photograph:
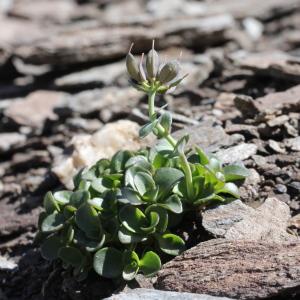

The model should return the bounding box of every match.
[0,0,300,299]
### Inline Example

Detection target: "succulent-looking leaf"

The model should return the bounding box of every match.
[63,205,77,219]
[70,190,90,208]
[41,212,64,233]
[58,246,84,267]
[88,197,104,210]
[93,247,123,279]
[53,190,73,205]
[41,235,63,261]
[217,182,239,198]
[157,233,185,256]
[44,191,60,213]
[123,262,139,281]
[75,203,102,239]
[140,211,159,233]
[117,187,143,205]
[111,150,132,173]
[118,226,147,244]
[196,147,210,165]
[122,250,140,281]
[139,120,158,138]
[74,229,106,252]
[160,194,183,214]
[145,205,168,233]
[193,194,224,206]
[119,205,147,233]
[139,251,161,277]
[125,155,152,171]
[223,165,250,182]
[154,167,184,199]
[133,172,156,196]
[160,112,172,134]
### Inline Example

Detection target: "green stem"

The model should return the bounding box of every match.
[148,91,177,147]
[147,91,194,199]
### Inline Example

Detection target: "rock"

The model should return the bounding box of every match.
[268,139,285,153]
[215,143,257,164]
[156,239,300,300]
[7,0,79,25]
[52,120,154,188]
[105,288,233,300]
[289,214,300,229]
[202,198,295,242]
[235,84,300,118]
[225,123,259,138]
[14,14,234,66]
[0,133,26,153]
[5,91,67,129]
[56,87,141,122]
[173,120,242,153]
[285,137,300,151]
[0,256,17,271]
[230,50,300,82]
[54,60,125,89]
[202,200,253,237]
[0,200,41,236]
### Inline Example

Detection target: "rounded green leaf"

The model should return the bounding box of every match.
[145,205,168,233]
[160,112,172,134]
[43,191,60,213]
[119,205,147,233]
[111,150,132,173]
[139,251,161,277]
[160,194,182,214]
[133,172,156,196]
[41,235,63,261]
[53,190,72,205]
[139,121,157,138]
[93,247,123,279]
[118,226,147,244]
[41,212,64,233]
[91,178,108,194]
[217,182,239,198]
[70,190,90,208]
[117,188,143,205]
[58,246,84,267]
[125,155,152,171]
[122,250,140,281]
[154,167,184,198]
[74,229,105,252]
[223,165,250,182]
[63,205,77,219]
[140,211,159,233]
[88,197,104,210]
[123,262,139,281]
[75,203,102,239]
[157,233,185,256]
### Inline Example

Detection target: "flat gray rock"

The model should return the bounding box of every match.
[105,289,232,300]
[202,198,296,242]
[215,143,257,164]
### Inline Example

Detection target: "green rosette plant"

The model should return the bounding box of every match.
[37,41,249,282]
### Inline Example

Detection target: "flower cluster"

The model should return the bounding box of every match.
[126,41,187,94]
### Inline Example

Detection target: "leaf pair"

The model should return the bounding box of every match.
[93,247,161,280]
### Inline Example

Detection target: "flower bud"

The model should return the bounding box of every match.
[139,53,147,82]
[126,44,140,82]
[146,41,159,79]
[158,60,180,84]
